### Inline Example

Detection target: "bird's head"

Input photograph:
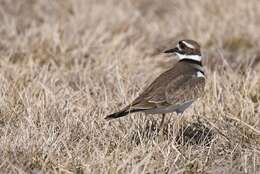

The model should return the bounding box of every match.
[164,40,201,62]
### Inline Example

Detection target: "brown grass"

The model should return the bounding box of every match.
[0,0,259,173]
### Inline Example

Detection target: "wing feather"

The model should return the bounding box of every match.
[128,62,205,110]
[166,75,205,105]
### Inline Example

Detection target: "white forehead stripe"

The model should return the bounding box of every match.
[182,41,195,49]
[176,53,202,61]
[177,44,181,50]
[196,71,205,78]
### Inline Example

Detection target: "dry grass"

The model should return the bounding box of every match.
[0,0,260,173]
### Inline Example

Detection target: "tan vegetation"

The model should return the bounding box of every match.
[0,0,259,173]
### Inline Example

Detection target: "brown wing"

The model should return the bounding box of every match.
[129,64,186,109]
[127,62,205,110]
[165,75,205,105]
[105,61,205,120]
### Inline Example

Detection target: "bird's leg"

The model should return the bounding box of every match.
[160,113,166,129]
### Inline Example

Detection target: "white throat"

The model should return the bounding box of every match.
[176,53,202,62]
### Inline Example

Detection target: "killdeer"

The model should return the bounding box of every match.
[105,39,205,125]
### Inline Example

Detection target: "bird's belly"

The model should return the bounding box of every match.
[143,100,193,115]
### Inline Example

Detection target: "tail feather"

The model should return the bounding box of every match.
[105,108,146,120]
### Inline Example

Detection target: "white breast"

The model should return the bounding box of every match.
[196,71,205,78]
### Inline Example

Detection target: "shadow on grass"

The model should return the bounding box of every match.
[130,119,215,146]
[176,122,214,146]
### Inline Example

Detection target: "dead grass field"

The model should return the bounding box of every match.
[0,0,260,173]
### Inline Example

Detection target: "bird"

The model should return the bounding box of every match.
[105,39,205,126]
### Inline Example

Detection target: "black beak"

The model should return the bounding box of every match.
[164,47,178,53]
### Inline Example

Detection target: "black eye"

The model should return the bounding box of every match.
[179,41,185,49]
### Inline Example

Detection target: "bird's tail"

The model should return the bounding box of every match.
[105,107,146,120]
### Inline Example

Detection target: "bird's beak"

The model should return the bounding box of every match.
[164,47,178,54]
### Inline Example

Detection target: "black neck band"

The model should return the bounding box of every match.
[179,58,202,66]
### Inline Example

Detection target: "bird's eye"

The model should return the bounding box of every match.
[179,41,185,49]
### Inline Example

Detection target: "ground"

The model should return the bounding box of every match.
[0,0,259,173]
